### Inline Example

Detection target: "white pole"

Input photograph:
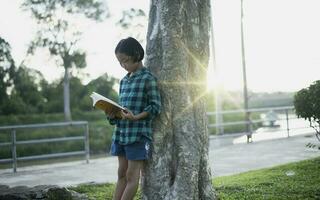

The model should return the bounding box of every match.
[241,0,251,142]
[210,1,224,135]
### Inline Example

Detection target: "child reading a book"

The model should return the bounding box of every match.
[106,37,161,200]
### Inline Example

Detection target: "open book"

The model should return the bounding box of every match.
[90,92,125,118]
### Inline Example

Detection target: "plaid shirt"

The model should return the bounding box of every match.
[108,67,161,145]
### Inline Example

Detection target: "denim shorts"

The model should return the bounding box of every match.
[110,138,151,160]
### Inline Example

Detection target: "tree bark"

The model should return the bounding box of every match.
[142,0,217,199]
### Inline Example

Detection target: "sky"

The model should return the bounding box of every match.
[1,0,320,92]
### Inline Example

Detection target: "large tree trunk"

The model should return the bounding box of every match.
[142,0,217,199]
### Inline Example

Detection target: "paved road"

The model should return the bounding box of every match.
[1,133,319,187]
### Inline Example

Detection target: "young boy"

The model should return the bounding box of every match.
[106,37,161,200]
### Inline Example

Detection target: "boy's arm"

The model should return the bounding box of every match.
[134,111,149,120]
[120,76,161,121]
[143,76,161,120]
[120,109,149,121]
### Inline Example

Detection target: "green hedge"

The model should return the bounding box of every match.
[0,111,114,159]
[208,112,262,134]
[0,110,263,160]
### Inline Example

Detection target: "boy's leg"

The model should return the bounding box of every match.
[121,160,143,200]
[113,156,128,200]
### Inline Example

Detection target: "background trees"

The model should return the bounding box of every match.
[22,0,109,121]
[0,37,118,115]
[0,37,16,115]
[294,80,320,142]
[10,66,45,114]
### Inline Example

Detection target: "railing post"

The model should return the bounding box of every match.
[11,129,17,173]
[246,112,253,143]
[84,123,90,164]
[216,111,224,135]
[285,109,290,137]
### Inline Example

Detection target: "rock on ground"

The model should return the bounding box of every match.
[0,184,88,200]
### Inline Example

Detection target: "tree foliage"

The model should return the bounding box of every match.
[22,0,109,120]
[38,74,119,114]
[22,0,108,65]
[294,80,320,141]
[11,66,46,114]
[0,64,118,115]
[0,37,16,113]
[86,73,118,101]
[116,8,147,43]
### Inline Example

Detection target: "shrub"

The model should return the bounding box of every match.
[294,80,320,142]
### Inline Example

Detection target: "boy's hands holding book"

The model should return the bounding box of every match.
[90,92,125,119]
[104,108,119,119]
[90,92,149,121]
[105,107,149,121]
[104,107,132,120]
[106,107,149,121]
[120,108,136,121]
[121,109,149,121]
[104,107,135,120]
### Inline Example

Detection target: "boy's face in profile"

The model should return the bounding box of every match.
[116,53,140,73]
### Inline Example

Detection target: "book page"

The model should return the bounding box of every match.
[90,92,125,118]
[90,92,125,110]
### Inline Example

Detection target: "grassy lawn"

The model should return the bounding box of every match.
[214,157,320,199]
[70,157,320,200]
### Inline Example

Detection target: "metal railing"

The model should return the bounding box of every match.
[206,106,312,142]
[0,121,89,173]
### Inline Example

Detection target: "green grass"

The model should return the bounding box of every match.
[70,183,116,200]
[214,157,320,199]
[70,183,141,200]
[70,157,320,200]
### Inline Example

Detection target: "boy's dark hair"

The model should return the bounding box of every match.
[115,37,144,62]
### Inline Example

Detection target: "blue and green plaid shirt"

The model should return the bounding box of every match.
[108,67,161,145]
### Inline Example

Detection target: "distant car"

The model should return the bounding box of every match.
[261,110,280,127]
